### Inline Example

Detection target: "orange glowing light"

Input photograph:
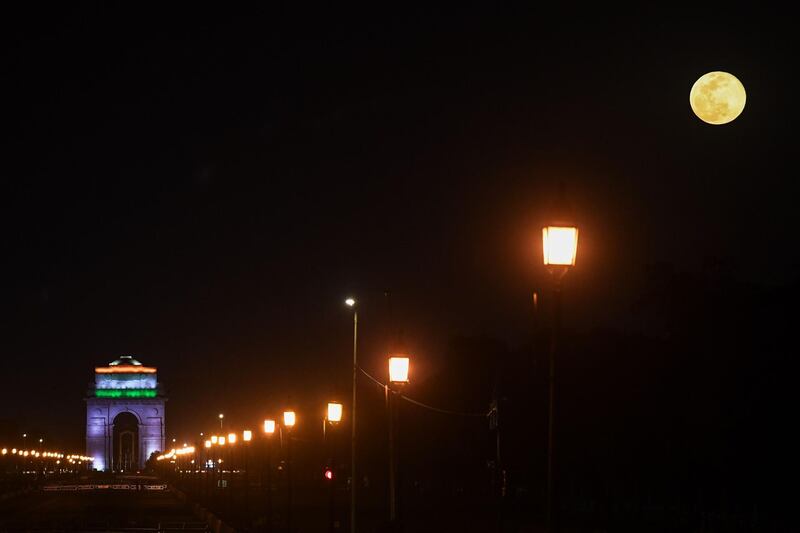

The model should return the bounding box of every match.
[264,419,276,434]
[389,356,410,383]
[542,226,578,267]
[95,365,157,374]
[327,402,343,423]
[283,411,296,428]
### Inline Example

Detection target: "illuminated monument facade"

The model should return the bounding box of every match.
[85,356,166,471]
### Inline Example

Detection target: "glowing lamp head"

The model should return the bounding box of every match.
[283,410,296,428]
[327,402,343,423]
[1,448,6,455]
[218,413,224,419]
[211,436,218,444]
[219,436,226,446]
[227,433,237,444]
[324,468,334,480]
[542,226,578,267]
[389,355,410,384]
[243,430,252,442]
[345,298,356,307]
[204,440,212,449]
[264,419,276,434]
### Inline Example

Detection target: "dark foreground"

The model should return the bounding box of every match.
[0,481,207,532]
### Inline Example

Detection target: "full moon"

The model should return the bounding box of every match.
[689,71,746,125]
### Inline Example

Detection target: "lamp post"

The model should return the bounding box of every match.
[326,402,343,533]
[387,355,410,528]
[204,439,212,504]
[283,410,296,533]
[243,430,252,529]
[345,297,358,533]
[541,193,578,533]
[219,413,224,430]
[227,433,237,519]
[264,419,276,533]
[219,435,227,511]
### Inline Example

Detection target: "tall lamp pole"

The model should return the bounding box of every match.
[387,355,410,528]
[283,410,296,533]
[345,297,358,533]
[263,419,276,533]
[541,192,579,533]
[326,402,343,533]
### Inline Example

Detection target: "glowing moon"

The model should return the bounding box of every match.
[689,71,746,125]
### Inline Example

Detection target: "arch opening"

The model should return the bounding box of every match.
[112,411,139,472]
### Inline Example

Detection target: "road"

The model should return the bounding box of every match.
[0,482,207,532]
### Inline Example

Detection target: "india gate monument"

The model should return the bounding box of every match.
[85,355,166,471]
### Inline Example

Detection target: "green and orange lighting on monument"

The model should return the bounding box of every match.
[92,356,160,399]
[95,389,157,398]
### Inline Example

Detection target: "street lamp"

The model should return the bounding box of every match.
[263,419,276,533]
[542,227,578,269]
[211,435,218,445]
[325,402,343,533]
[243,430,253,528]
[387,354,410,526]
[541,188,578,533]
[388,356,410,384]
[218,413,224,430]
[327,402,343,424]
[283,410,296,533]
[345,296,358,533]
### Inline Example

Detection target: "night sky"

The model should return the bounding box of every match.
[1,7,796,451]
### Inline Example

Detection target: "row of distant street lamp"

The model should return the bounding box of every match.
[1,446,94,465]
[163,351,410,459]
